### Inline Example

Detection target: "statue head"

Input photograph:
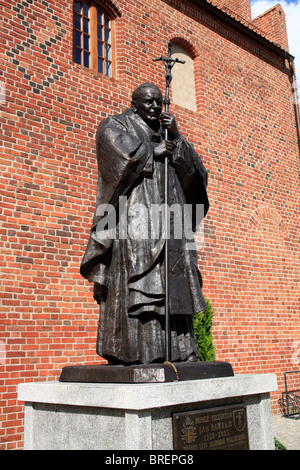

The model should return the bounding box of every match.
[131,83,163,130]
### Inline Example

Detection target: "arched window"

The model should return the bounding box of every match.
[170,43,197,112]
[74,1,114,77]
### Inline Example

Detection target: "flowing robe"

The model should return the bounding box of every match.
[80,108,209,364]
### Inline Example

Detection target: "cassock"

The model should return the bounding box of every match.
[80,108,209,364]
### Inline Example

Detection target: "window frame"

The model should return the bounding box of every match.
[73,1,115,78]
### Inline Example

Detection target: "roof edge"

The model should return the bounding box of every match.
[192,0,294,61]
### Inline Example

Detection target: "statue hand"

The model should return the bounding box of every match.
[160,112,180,140]
[153,140,176,160]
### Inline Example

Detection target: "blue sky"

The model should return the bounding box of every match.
[251,0,300,79]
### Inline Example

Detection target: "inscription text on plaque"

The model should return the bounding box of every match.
[173,404,249,450]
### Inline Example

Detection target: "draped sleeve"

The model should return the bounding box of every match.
[80,110,154,292]
[172,136,209,231]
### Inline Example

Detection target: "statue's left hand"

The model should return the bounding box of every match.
[160,112,180,140]
[153,140,176,160]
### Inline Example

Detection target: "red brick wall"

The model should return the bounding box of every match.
[252,4,289,51]
[1,0,299,449]
[212,0,252,22]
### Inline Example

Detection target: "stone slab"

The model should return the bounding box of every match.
[18,373,277,410]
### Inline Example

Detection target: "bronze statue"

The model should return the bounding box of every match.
[80,82,209,365]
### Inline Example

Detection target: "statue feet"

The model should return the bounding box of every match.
[186,353,198,362]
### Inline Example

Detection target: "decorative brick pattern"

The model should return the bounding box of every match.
[0,0,299,449]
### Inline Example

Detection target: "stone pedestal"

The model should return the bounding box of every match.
[18,374,277,450]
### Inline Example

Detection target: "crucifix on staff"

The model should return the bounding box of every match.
[153,41,187,363]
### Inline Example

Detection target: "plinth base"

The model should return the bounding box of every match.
[59,361,234,383]
[18,374,278,450]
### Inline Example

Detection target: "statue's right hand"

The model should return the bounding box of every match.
[153,140,175,160]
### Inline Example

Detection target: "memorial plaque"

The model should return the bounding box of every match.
[173,404,249,450]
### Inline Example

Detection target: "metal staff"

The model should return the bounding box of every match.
[153,42,185,362]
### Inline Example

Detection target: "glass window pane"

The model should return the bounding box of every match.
[98,58,103,74]
[97,24,103,41]
[104,17,110,28]
[75,13,81,31]
[82,2,89,17]
[106,61,111,77]
[104,27,110,43]
[84,51,89,68]
[105,44,111,61]
[97,11,103,24]
[83,34,89,51]
[75,31,82,47]
[75,48,81,65]
[74,2,82,14]
[83,17,89,34]
[98,41,103,56]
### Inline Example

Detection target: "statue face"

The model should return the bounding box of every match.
[132,86,163,128]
